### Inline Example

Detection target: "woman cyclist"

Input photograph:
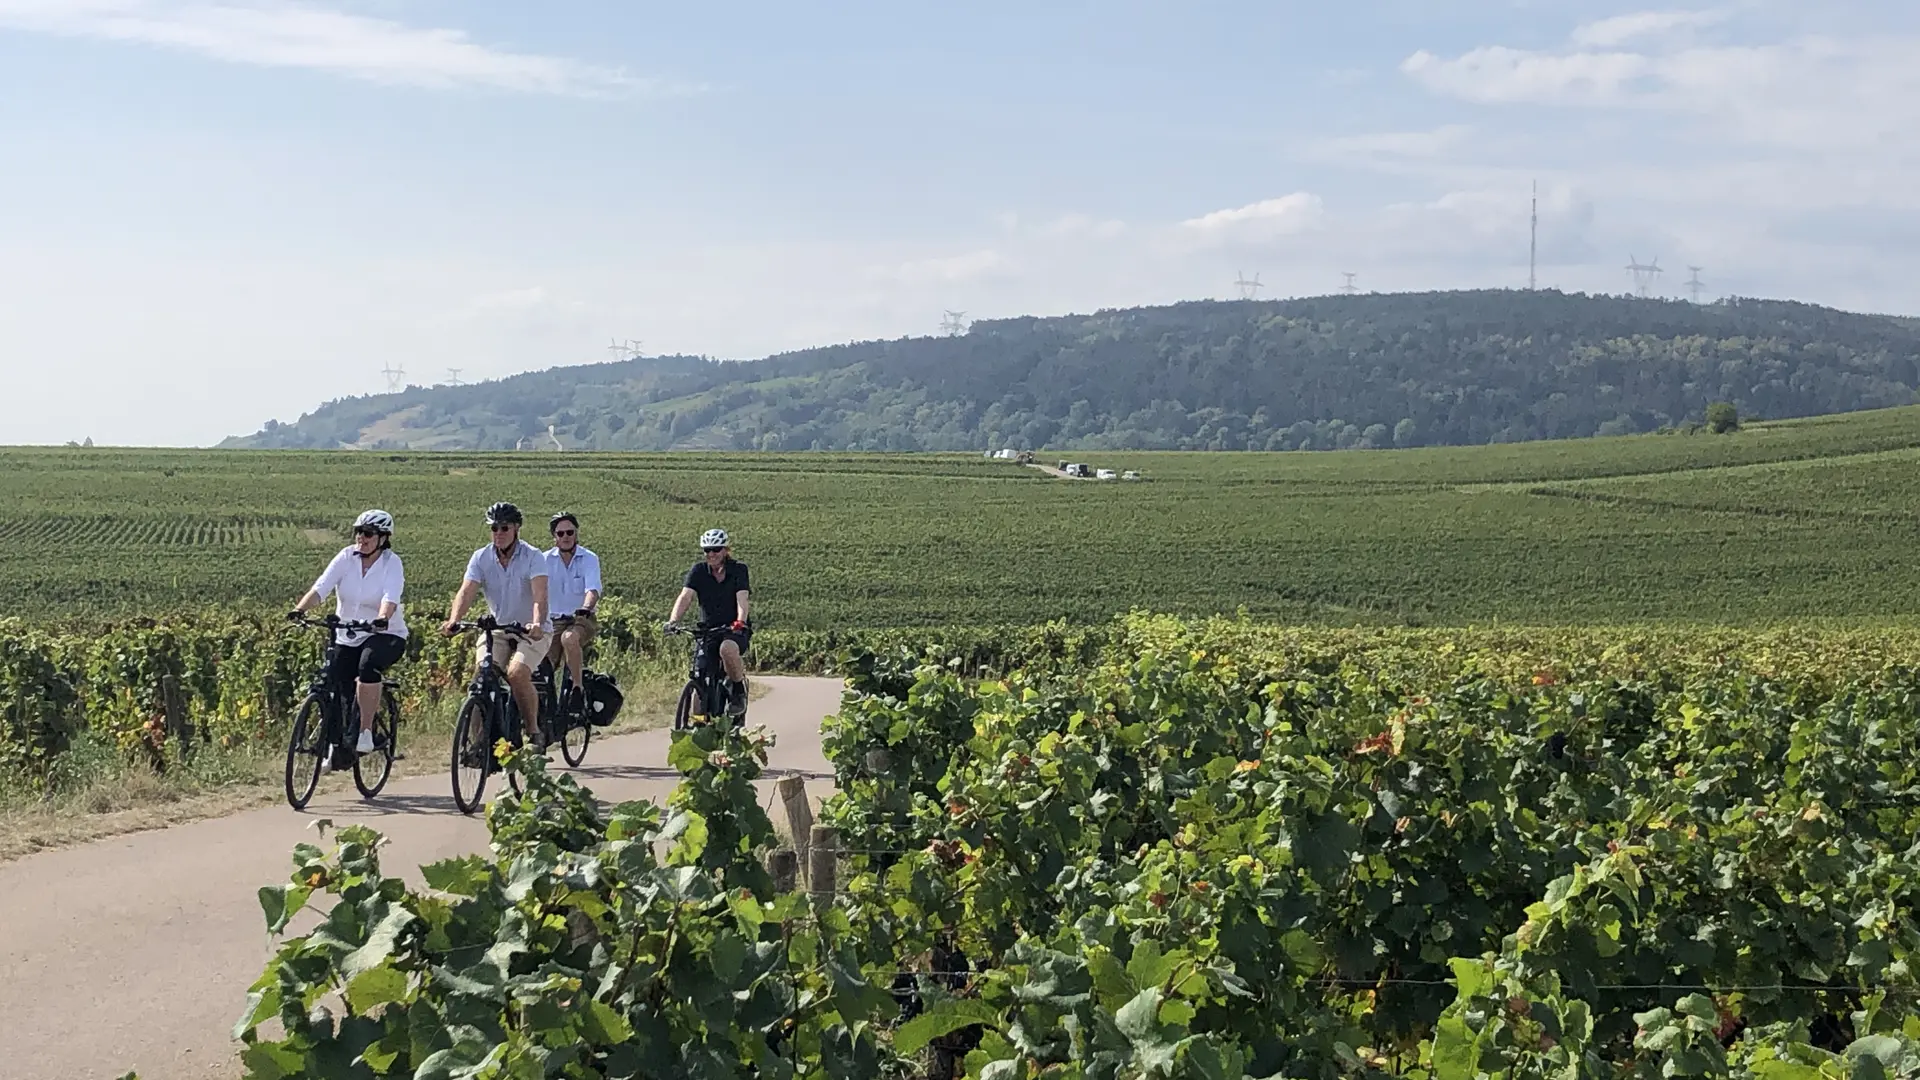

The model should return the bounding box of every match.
[289,509,408,755]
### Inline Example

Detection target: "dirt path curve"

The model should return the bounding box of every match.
[0,675,846,1080]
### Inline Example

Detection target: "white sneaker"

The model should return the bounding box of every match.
[355,730,376,754]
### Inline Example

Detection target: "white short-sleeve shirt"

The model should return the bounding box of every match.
[311,547,408,646]
[543,545,602,616]
[463,540,550,630]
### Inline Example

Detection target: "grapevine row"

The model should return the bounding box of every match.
[187,617,1920,1079]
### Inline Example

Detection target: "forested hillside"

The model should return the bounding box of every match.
[223,289,1920,451]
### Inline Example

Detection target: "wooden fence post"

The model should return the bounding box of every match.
[777,776,814,878]
[808,826,838,900]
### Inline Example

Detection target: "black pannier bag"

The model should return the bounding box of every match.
[583,670,624,727]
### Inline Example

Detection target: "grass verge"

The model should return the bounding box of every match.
[0,654,748,864]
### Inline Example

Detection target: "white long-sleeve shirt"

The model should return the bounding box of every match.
[312,547,408,646]
[544,545,602,616]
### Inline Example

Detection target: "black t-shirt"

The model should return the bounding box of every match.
[683,558,750,628]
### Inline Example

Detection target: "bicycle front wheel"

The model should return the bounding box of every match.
[674,679,703,731]
[560,697,590,766]
[352,690,399,798]
[451,696,490,815]
[284,695,326,810]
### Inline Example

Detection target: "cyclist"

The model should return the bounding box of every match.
[441,501,550,750]
[665,527,751,716]
[543,510,601,715]
[288,509,406,756]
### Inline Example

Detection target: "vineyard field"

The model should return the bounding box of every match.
[233,613,1920,1079]
[8,404,1920,626]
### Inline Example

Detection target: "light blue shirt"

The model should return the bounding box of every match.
[463,540,549,630]
[543,545,602,616]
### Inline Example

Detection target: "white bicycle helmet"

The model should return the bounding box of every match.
[699,528,729,549]
[353,509,394,536]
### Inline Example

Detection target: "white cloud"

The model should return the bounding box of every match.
[1041,213,1126,239]
[1401,46,1653,106]
[1400,28,1920,157]
[1310,124,1474,165]
[871,249,1011,285]
[1570,9,1728,49]
[0,0,692,96]
[1179,193,1327,244]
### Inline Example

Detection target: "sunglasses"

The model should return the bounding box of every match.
[553,529,576,538]
[702,546,725,554]
[490,524,515,533]
[353,527,381,538]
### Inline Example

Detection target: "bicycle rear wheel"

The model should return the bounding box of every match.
[352,690,399,798]
[284,695,326,810]
[451,696,490,815]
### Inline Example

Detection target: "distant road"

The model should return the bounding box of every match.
[0,675,845,1080]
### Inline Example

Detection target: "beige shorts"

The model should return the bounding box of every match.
[476,633,546,673]
[547,612,599,664]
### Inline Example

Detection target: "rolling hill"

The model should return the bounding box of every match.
[221,289,1920,452]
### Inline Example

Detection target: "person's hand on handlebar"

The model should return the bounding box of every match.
[441,618,460,637]
[527,624,544,642]
[663,619,680,634]
[286,609,303,623]
[371,617,389,632]
[730,619,747,632]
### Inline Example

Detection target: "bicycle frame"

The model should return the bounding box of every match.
[669,624,744,728]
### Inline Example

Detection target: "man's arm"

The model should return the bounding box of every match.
[442,579,481,633]
[582,553,602,614]
[734,589,750,625]
[529,573,549,641]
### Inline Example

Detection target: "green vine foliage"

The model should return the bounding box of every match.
[231,725,905,1080]
[813,623,1920,1079]
[86,612,1920,1077]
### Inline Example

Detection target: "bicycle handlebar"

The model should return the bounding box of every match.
[294,613,381,634]
[666,623,740,639]
[449,617,533,638]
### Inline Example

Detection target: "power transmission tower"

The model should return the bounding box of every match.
[607,338,642,360]
[940,310,970,336]
[445,368,463,386]
[1529,180,1538,290]
[1685,266,1706,304]
[1340,272,1358,295]
[380,363,406,392]
[1233,271,1264,300]
[1626,255,1663,298]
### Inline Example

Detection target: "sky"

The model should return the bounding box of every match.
[2,1,1917,446]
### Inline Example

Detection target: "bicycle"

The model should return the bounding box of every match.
[668,624,749,731]
[283,614,400,811]
[543,613,593,768]
[449,616,554,814]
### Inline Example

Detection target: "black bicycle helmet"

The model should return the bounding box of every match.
[485,501,523,526]
[550,510,579,533]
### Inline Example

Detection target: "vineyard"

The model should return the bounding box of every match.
[219,614,1920,1079]
[10,404,1920,626]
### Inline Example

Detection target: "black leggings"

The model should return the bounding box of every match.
[327,633,407,689]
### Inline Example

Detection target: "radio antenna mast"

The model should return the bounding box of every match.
[1529,180,1538,290]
